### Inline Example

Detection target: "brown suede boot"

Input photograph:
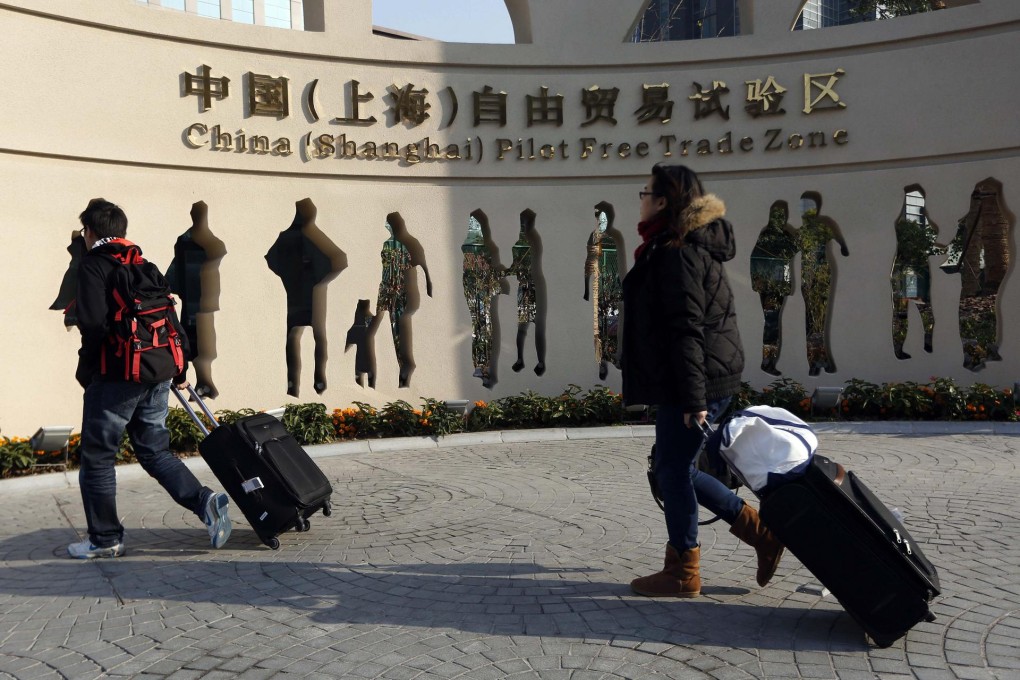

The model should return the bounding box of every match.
[630,544,701,597]
[729,503,784,587]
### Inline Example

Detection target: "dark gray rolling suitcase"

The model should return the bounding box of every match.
[172,385,333,550]
[758,455,940,647]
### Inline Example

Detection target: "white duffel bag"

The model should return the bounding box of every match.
[718,405,817,494]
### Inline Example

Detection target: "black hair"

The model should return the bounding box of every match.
[650,164,705,240]
[79,199,127,239]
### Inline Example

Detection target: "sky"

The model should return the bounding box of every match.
[371,0,516,43]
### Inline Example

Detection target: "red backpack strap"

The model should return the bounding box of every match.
[111,287,129,321]
[168,323,185,372]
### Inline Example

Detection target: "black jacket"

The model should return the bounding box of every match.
[621,194,744,411]
[75,239,190,388]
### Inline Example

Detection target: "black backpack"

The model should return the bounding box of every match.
[100,246,185,384]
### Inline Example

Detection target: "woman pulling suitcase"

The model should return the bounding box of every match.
[621,164,784,597]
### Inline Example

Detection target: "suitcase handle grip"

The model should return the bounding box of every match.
[170,384,219,436]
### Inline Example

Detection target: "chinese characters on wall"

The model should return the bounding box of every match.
[181,65,850,165]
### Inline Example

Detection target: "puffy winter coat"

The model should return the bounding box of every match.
[621,194,744,411]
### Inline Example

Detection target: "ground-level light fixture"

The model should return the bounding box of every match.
[811,387,844,417]
[28,425,75,469]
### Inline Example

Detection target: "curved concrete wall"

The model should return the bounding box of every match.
[0,0,1016,434]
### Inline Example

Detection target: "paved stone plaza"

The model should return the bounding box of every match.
[0,430,1017,679]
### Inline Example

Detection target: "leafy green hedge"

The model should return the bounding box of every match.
[2,378,1015,479]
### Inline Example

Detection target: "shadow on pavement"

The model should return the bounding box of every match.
[0,529,866,652]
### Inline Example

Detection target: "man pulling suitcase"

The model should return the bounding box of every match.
[69,199,231,559]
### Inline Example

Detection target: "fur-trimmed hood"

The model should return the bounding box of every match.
[681,194,727,234]
[681,194,736,263]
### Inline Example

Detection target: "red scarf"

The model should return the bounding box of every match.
[634,214,670,260]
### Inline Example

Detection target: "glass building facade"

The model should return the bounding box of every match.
[135,0,300,29]
[632,0,741,42]
[795,0,875,30]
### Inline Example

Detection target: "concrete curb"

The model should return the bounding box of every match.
[6,421,1018,494]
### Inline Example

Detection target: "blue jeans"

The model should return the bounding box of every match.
[79,380,210,547]
[653,398,744,551]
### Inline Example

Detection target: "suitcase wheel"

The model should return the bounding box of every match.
[267,537,280,550]
[322,502,332,517]
[296,518,311,532]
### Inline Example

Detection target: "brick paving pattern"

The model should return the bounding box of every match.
[0,433,1017,679]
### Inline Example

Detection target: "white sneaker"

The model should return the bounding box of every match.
[67,539,125,559]
[203,492,232,549]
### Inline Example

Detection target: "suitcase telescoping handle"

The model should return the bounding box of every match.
[170,384,219,437]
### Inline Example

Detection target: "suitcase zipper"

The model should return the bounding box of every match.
[892,529,913,556]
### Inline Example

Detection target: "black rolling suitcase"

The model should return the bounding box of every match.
[172,385,333,550]
[758,455,940,647]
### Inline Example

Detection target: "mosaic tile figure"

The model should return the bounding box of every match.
[509,211,546,376]
[890,189,945,361]
[374,218,431,388]
[798,193,849,376]
[462,215,505,388]
[584,209,622,381]
[941,179,1011,370]
[750,201,799,376]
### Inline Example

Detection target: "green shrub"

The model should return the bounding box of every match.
[759,378,810,415]
[841,378,882,419]
[214,408,258,426]
[417,398,466,437]
[167,407,206,453]
[0,435,34,478]
[880,381,933,420]
[282,403,334,445]
[580,386,626,424]
[465,399,504,432]
[963,383,1014,421]
[930,376,966,420]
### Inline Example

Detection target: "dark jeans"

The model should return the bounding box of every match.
[653,398,744,551]
[79,379,210,547]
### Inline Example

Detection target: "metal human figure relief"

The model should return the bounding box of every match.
[798,192,849,376]
[166,201,227,398]
[462,212,506,389]
[890,188,945,361]
[265,198,346,397]
[509,210,547,376]
[940,178,1011,370]
[50,219,89,329]
[750,201,799,376]
[584,204,623,381]
[372,215,433,388]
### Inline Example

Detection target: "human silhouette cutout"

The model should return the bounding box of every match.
[166,202,226,398]
[265,198,345,397]
[462,212,506,388]
[509,210,546,376]
[50,228,88,329]
[750,201,799,376]
[345,299,376,388]
[798,192,849,376]
[941,178,1011,370]
[890,188,945,361]
[584,205,622,381]
[370,215,432,388]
